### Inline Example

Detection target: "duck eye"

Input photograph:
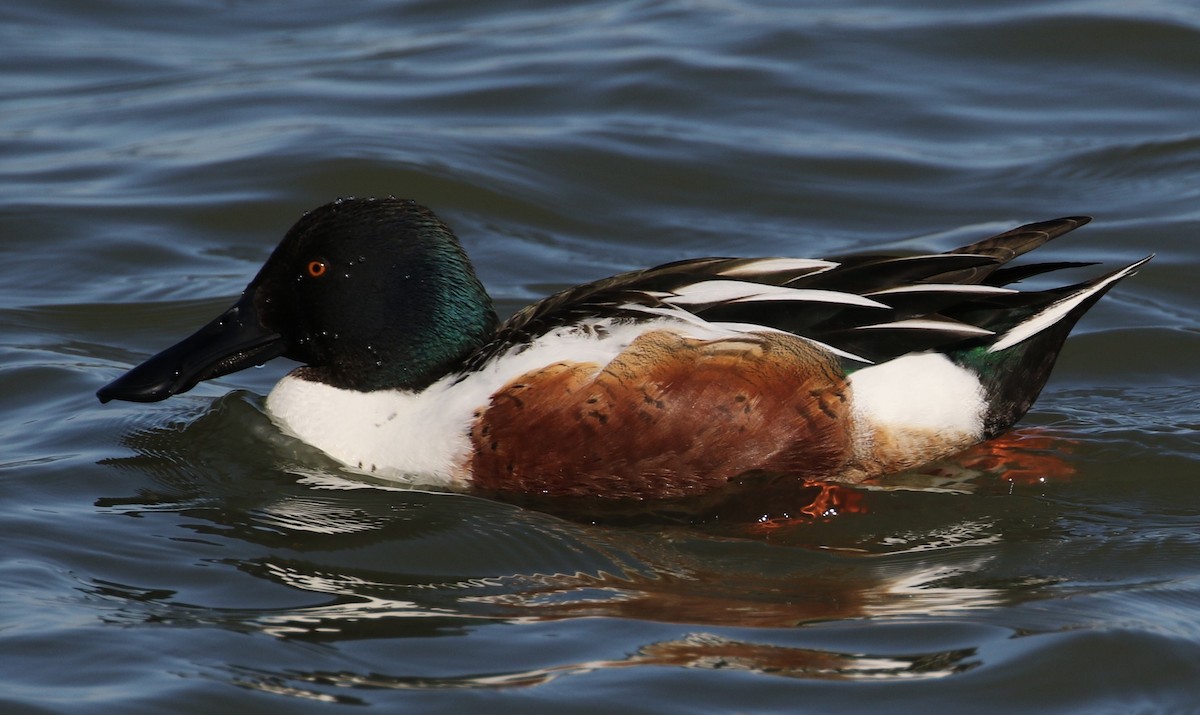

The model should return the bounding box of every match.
[307,260,327,278]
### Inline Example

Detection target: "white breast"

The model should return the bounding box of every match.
[265,374,476,487]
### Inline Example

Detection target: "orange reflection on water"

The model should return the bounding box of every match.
[952,427,1078,485]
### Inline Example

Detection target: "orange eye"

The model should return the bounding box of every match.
[307,260,327,278]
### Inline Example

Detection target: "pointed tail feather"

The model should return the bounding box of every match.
[951,216,1092,261]
[988,255,1152,353]
[931,217,1093,285]
[953,255,1151,437]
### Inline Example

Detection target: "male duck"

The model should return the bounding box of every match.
[98,198,1149,500]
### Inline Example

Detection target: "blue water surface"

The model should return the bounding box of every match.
[2,1,1199,712]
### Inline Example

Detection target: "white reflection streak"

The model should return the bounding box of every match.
[251,498,383,535]
[865,557,1004,617]
[251,562,583,638]
[254,563,468,638]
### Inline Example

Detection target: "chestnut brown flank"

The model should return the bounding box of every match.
[469,330,853,499]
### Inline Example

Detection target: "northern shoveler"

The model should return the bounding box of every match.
[97,198,1150,500]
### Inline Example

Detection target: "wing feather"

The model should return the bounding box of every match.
[463,215,1140,373]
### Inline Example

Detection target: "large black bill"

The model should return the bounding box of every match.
[96,291,285,403]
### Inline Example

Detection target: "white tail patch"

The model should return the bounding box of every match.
[848,352,986,479]
[988,256,1151,353]
[850,352,986,435]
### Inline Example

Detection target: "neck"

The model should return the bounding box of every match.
[339,259,499,393]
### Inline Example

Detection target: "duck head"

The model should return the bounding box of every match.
[97,197,499,403]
